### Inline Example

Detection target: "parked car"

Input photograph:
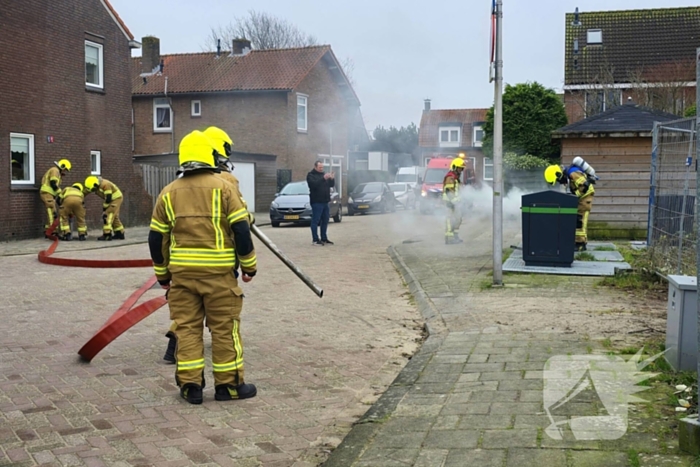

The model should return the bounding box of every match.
[347,182,397,216]
[269,181,342,227]
[389,182,416,209]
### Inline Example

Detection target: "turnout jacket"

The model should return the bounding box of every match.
[565,167,595,199]
[40,167,61,196]
[93,179,123,209]
[58,186,84,204]
[442,170,461,203]
[148,170,256,281]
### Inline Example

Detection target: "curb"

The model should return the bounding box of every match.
[321,242,444,466]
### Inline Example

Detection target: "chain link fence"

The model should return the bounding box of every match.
[648,117,697,276]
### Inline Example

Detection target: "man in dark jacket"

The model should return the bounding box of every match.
[306,160,335,246]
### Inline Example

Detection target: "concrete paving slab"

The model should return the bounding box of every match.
[503,256,631,276]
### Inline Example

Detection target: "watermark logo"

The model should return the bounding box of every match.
[543,348,666,440]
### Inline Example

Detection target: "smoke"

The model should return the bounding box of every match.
[461,184,537,222]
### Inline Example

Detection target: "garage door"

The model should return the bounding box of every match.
[234,163,255,212]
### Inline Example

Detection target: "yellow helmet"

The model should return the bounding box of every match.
[72,182,84,192]
[450,158,466,170]
[56,159,72,171]
[178,130,217,168]
[544,165,564,185]
[203,126,233,158]
[84,175,100,191]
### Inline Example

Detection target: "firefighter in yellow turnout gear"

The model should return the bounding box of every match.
[57,183,87,241]
[39,159,71,236]
[443,158,466,244]
[150,130,257,404]
[544,159,596,251]
[162,126,255,364]
[84,176,125,241]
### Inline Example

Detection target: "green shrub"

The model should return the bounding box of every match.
[502,152,552,171]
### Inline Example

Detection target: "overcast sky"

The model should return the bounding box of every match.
[111,0,698,131]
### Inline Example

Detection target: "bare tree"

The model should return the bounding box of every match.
[203,10,318,51]
[626,59,695,116]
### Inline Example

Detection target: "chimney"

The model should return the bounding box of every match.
[231,38,252,56]
[216,39,221,57]
[424,99,431,111]
[141,36,161,74]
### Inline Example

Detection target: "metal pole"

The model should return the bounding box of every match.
[678,119,695,274]
[695,46,700,422]
[647,122,659,247]
[492,0,504,286]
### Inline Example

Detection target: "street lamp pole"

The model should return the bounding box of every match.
[492,0,504,286]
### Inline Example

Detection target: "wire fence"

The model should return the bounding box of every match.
[648,117,697,276]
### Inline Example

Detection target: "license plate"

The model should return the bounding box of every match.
[284,215,299,220]
[358,205,369,209]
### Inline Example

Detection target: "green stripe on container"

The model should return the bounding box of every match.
[521,207,578,214]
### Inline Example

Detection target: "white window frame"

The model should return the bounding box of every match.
[439,126,461,148]
[587,29,602,45]
[85,40,104,89]
[153,98,172,132]
[191,100,201,117]
[483,157,493,181]
[90,150,101,175]
[10,133,35,185]
[472,125,484,148]
[297,94,308,132]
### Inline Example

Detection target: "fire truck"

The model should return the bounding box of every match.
[418,156,476,214]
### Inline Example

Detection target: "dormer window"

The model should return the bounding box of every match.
[587,29,602,45]
[439,126,461,147]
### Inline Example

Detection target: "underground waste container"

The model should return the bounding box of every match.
[520,190,578,267]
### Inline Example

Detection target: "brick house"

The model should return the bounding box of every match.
[418,100,488,182]
[131,38,364,211]
[0,0,152,241]
[563,6,700,124]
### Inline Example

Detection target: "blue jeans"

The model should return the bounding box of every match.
[311,203,330,242]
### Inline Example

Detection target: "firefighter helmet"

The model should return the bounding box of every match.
[72,182,84,192]
[203,126,235,171]
[450,158,466,171]
[56,159,72,171]
[84,175,100,192]
[178,130,217,168]
[544,165,564,185]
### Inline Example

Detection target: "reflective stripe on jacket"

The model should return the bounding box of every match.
[149,171,256,279]
[40,167,61,195]
[59,186,84,202]
[566,168,594,199]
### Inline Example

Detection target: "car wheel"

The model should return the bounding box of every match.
[333,207,342,223]
[271,221,280,227]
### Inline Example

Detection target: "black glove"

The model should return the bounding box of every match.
[158,278,171,287]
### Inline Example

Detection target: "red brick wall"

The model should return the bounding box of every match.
[0,0,152,241]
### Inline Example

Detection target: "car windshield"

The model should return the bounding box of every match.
[279,182,309,195]
[389,184,407,193]
[423,168,448,184]
[395,174,415,183]
[353,182,383,194]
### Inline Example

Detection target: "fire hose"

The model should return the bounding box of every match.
[38,219,323,363]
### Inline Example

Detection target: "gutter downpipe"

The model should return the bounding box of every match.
[165,76,175,154]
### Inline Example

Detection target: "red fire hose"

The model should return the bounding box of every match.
[39,220,167,362]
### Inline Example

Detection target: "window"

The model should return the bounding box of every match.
[297,94,308,132]
[439,126,461,147]
[483,158,493,181]
[587,29,602,45]
[10,133,35,184]
[85,41,104,89]
[153,98,172,132]
[90,150,101,175]
[473,125,484,147]
[191,100,201,117]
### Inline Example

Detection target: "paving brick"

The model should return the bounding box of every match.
[506,448,568,467]
[481,428,538,449]
[445,449,506,467]
[423,430,479,449]
[570,450,629,466]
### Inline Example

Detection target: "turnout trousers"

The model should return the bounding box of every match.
[576,194,594,245]
[168,271,245,387]
[445,205,463,239]
[40,192,57,230]
[59,197,87,235]
[103,197,124,235]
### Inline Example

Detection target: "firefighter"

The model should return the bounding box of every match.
[83,176,125,241]
[57,183,87,241]
[149,130,257,404]
[443,158,465,244]
[162,126,255,364]
[40,159,71,236]
[544,163,595,251]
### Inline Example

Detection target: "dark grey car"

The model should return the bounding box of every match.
[269,181,342,227]
[347,182,397,216]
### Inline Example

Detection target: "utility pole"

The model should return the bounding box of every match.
[492,0,504,286]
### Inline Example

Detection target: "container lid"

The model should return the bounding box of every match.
[668,275,697,290]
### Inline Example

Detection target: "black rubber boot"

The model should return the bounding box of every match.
[97,233,112,241]
[180,383,203,405]
[113,231,125,240]
[215,383,257,401]
[163,335,176,364]
[78,234,86,241]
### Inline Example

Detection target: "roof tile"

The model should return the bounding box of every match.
[553,103,679,134]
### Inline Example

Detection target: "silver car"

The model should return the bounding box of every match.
[389,182,416,209]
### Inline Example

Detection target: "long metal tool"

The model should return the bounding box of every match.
[251,224,323,298]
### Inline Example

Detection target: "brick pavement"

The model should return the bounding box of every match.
[324,215,695,467]
[0,212,430,466]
